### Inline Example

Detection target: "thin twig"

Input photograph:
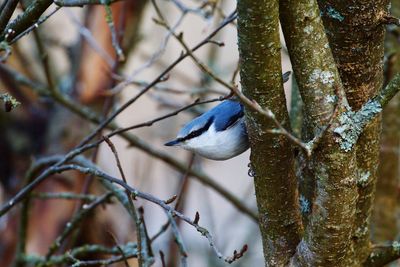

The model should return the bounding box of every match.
[45,193,114,258]
[107,95,231,136]
[69,253,137,267]
[66,9,114,67]
[0,0,53,42]
[153,154,194,264]
[9,6,62,45]
[55,0,122,6]
[0,0,19,34]
[18,242,137,266]
[165,211,188,267]
[31,24,58,96]
[52,163,248,264]
[381,14,400,26]
[103,136,145,266]
[107,232,131,267]
[31,192,98,201]
[160,251,166,267]
[104,4,125,62]
[137,207,155,267]
[107,12,188,95]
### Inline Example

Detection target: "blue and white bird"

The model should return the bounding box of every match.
[164,99,249,160]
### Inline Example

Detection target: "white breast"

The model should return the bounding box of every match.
[181,118,249,160]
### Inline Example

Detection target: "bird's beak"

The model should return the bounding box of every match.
[164,139,180,146]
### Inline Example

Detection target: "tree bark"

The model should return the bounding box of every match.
[237,0,302,265]
[280,0,359,266]
[317,1,389,264]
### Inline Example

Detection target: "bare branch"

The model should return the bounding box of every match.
[104,4,125,62]
[0,0,53,42]
[54,0,122,6]
[9,6,62,45]
[165,211,188,267]
[52,162,247,264]
[380,14,400,26]
[31,192,98,201]
[107,232,131,267]
[18,243,137,266]
[364,242,400,267]
[0,0,19,34]
[45,193,114,258]
[103,136,146,266]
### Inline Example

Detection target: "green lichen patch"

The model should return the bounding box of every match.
[325,95,337,104]
[309,69,335,87]
[299,195,311,214]
[334,100,382,151]
[0,93,21,112]
[353,225,368,239]
[325,6,344,22]
[357,170,371,188]
[393,241,400,252]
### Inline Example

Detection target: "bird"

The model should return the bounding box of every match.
[165,71,291,160]
[164,99,249,160]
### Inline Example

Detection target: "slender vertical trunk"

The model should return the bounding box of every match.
[237,0,302,265]
[280,0,359,265]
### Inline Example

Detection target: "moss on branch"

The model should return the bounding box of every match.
[364,242,400,267]
[0,93,20,111]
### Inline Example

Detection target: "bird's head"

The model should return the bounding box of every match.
[164,115,214,149]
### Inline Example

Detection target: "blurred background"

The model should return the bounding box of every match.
[0,0,398,266]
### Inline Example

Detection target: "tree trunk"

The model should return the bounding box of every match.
[317,1,389,264]
[280,0,359,265]
[237,0,302,265]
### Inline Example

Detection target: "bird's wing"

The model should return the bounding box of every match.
[177,100,244,138]
[177,115,214,141]
[211,100,244,131]
[177,110,214,138]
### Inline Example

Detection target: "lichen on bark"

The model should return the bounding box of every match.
[280,0,361,265]
[317,0,389,264]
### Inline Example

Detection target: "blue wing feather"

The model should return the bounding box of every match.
[177,100,244,138]
[211,100,244,131]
